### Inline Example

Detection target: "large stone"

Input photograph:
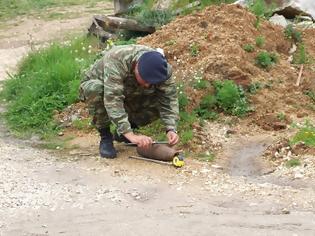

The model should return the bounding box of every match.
[269,14,288,27]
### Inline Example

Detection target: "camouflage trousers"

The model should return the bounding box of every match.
[79,79,160,130]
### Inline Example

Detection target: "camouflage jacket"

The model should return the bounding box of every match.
[84,44,179,135]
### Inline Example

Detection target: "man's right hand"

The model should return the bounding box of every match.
[123,132,153,148]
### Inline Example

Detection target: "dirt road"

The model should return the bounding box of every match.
[0,3,315,235]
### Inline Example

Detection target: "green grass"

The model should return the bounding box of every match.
[180,130,193,145]
[177,84,189,111]
[0,0,108,21]
[137,120,165,141]
[196,151,215,162]
[72,118,93,130]
[286,159,301,168]
[0,36,100,137]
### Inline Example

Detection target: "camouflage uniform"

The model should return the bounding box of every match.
[79,44,179,135]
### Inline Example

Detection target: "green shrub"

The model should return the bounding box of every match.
[284,24,302,43]
[255,51,278,69]
[255,36,265,48]
[249,0,275,28]
[249,0,274,18]
[243,44,255,53]
[291,122,315,147]
[214,80,251,117]
[195,94,218,120]
[0,36,99,136]
[136,9,174,27]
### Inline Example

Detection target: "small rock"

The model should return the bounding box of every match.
[281,208,290,214]
[211,164,223,170]
[294,173,304,179]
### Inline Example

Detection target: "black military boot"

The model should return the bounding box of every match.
[113,131,130,143]
[98,127,117,158]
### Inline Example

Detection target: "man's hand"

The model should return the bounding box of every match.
[167,130,179,146]
[124,132,153,148]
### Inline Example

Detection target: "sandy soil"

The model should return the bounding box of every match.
[1,3,315,236]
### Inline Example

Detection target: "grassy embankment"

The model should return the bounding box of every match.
[0,0,110,22]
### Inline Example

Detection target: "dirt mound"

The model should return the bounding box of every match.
[139,4,315,130]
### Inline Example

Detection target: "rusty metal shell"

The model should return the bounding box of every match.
[136,144,179,161]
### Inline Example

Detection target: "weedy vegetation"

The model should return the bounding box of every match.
[247,82,262,94]
[126,0,174,28]
[255,35,265,48]
[277,112,286,121]
[293,43,311,65]
[190,42,200,57]
[195,94,219,120]
[193,76,210,90]
[291,122,315,148]
[284,24,302,43]
[248,0,275,28]
[305,90,315,103]
[72,118,93,131]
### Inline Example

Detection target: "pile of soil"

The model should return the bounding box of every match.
[139,4,315,130]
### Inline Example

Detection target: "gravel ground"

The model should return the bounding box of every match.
[1,133,315,235]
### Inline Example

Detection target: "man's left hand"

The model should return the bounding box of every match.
[167,130,179,146]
